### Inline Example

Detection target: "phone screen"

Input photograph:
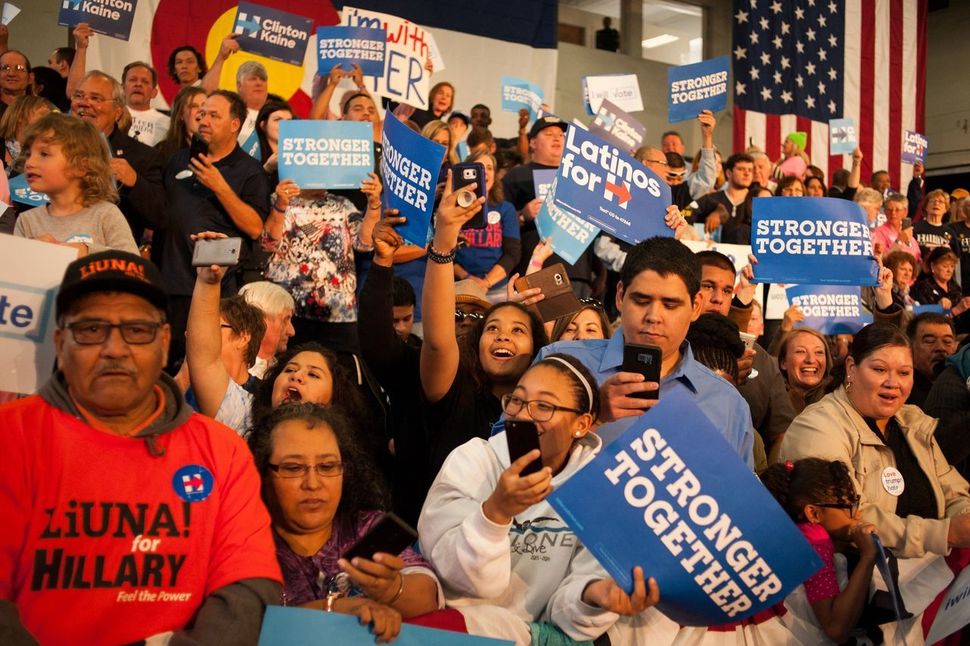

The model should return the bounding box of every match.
[622,344,662,400]
[505,419,542,476]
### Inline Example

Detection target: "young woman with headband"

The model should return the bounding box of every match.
[418,353,659,644]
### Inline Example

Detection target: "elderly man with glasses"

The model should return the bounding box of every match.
[0,250,282,645]
[0,49,30,118]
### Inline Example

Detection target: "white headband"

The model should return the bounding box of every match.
[544,356,593,414]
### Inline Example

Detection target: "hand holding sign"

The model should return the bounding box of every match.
[372,212,406,266]
[73,22,93,49]
[583,567,660,616]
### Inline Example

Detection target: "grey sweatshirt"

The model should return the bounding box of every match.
[13,200,138,255]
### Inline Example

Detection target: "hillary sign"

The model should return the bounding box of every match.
[751,197,880,286]
[501,77,544,121]
[277,120,373,190]
[232,2,312,67]
[316,26,386,77]
[667,56,729,123]
[58,0,137,40]
[548,389,822,626]
[380,113,445,246]
[786,285,873,335]
[554,126,671,245]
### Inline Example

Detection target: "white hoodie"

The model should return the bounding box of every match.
[418,431,618,644]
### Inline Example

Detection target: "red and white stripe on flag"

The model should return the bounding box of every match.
[733,0,927,193]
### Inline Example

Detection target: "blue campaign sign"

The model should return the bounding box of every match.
[829,118,857,155]
[667,56,729,123]
[589,99,646,154]
[501,76,544,121]
[532,169,557,202]
[536,177,600,265]
[258,606,513,646]
[241,130,261,160]
[232,2,313,67]
[380,113,446,247]
[902,130,928,165]
[554,126,672,246]
[786,284,873,334]
[547,389,822,627]
[8,174,49,206]
[752,197,879,286]
[58,0,137,40]
[278,121,373,190]
[316,26,386,77]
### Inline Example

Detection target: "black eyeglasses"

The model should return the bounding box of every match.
[501,394,583,422]
[63,321,164,345]
[268,462,344,479]
[455,311,485,322]
[813,497,860,517]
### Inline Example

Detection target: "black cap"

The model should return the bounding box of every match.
[56,250,168,319]
[448,111,470,125]
[528,115,568,139]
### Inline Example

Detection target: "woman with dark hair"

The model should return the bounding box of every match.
[419,354,658,643]
[421,177,548,476]
[804,175,826,197]
[776,174,806,196]
[254,100,294,180]
[155,85,206,163]
[550,301,611,342]
[248,404,441,642]
[167,45,207,87]
[779,323,970,558]
[29,67,69,111]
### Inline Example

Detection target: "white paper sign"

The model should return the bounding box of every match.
[1,3,20,26]
[0,236,76,395]
[926,563,970,644]
[582,73,644,115]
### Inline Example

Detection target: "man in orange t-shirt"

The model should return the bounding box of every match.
[0,250,282,645]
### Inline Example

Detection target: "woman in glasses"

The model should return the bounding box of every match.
[248,404,441,643]
[419,353,658,644]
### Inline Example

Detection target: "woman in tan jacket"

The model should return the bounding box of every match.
[778,323,970,558]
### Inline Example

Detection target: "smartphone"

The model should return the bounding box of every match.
[505,419,542,476]
[189,133,208,162]
[622,343,662,400]
[342,512,418,562]
[192,237,242,267]
[513,263,584,323]
[452,162,486,229]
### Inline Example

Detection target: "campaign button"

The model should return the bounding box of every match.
[173,465,215,503]
[487,210,501,225]
[881,466,905,496]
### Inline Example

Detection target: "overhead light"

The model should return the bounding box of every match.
[642,34,679,48]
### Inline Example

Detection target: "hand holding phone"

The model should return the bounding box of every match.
[622,344,662,400]
[452,162,487,228]
[192,237,242,267]
[505,419,542,476]
[189,134,208,163]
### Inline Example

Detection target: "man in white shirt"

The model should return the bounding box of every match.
[123,61,169,146]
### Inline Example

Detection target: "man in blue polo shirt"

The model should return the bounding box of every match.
[535,236,755,468]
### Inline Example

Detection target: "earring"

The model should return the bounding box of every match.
[845,379,853,393]
[573,432,582,438]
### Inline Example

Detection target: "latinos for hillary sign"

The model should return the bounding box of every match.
[589,99,646,154]
[786,285,873,335]
[554,126,672,246]
[232,2,313,67]
[751,197,880,286]
[380,113,445,247]
[902,130,928,165]
[58,0,137,40]
[277,120,373,190]
[316,26,386,77]
[501,77,544,121]
[548,389,822,626]
[667,56,729,123]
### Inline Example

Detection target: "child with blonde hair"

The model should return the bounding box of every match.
[13,112,137,257]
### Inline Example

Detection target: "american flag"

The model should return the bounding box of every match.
[732,0,927,192]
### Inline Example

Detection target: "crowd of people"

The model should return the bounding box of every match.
[2,18,970,646]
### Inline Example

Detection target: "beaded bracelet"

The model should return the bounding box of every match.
[428,245,457,264]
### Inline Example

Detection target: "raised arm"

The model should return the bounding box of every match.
[66,23,92,100]
[201,35,240,93]
[186,235,231,418]
[309,64,349,120]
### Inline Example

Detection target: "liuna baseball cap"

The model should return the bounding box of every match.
[56,250,168,318]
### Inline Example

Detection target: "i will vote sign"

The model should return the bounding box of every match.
[751,197,879,286]
[786,285,873,334]
[343,6,445,110]
[902,130,928,165]
[380,113,445,247]
[501,77,544,121]
[316,26,386,77]
[554,126,672,246]
[582,73,644,115]
[278,121,373,190]
[667,56,729,123]
[548,389,822,626]
[590,99,646,154]
[8,174,49,207]
[829,118,857,155]
[58,0,137,40]
[926,564,970,645]
[232,2,312,67]
[536,177,600,265]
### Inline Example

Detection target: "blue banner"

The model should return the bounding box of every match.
[278,121,374,190]
[241,130,261,160]
[828,118,857,155]
[554,126,672,246]
[785,284,873,334]
[536,177,600,265]
[532,169,556,202]
[58,0,137,40]
[380,113,446,247]
[667,56,729,123]
[547,389,822,627]
[316,26,386,77]
[751,197,879,286]
[913,304,946,315]
[232,2,313,67]
[258,606,513,646]
[902,130,928,165]
[9,174,49,206]
[589,99,646,154]
[501,76,544,121]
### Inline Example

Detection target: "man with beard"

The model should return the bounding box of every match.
[906,313,958,408]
